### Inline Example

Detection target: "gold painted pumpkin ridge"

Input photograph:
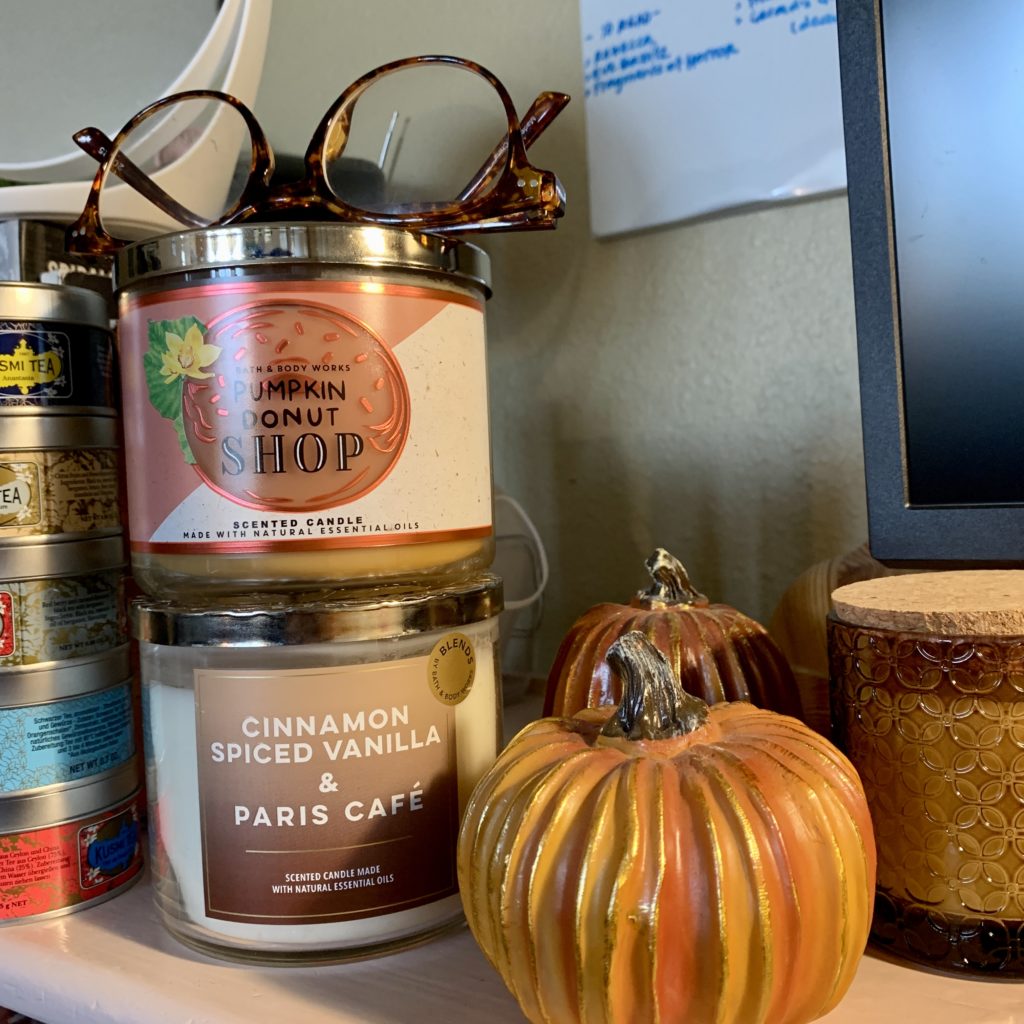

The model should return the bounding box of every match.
[461,632,876,1024]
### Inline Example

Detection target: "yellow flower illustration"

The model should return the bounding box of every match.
[160,324,221,381]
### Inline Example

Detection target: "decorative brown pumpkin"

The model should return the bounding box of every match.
[459,632,876,1024]
[544,547,801,720]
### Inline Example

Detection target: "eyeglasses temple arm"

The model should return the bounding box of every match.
[73,128,209,228]
[454,91,570,203]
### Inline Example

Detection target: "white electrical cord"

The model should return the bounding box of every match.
[494,491,549,612]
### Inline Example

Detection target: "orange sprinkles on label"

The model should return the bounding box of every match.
[177,302,411,512]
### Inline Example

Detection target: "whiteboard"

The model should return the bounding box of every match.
[579,1,846,237]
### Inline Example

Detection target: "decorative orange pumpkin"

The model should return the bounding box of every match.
[459,632,876,1024]
[544,547,801,721]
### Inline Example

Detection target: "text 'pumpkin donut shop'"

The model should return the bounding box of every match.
[55,53,570,965]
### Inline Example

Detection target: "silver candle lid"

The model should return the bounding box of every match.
[134,572,503,647]
[116,222,492,296]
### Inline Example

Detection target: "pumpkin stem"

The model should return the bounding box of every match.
[601,631,709,740]
[637,548,708,607]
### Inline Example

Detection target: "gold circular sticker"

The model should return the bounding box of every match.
[428,632,477,706]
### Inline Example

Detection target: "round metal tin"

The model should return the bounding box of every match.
[1,535,126,580]
[0,644,131,704]
[0,680,135,796]
[0,281,109,329]
[0,417,121,543]
[0,537,127,669]
[116,222,492,296]
[134,572,503,647]
[0,757,139,835]
[0,759,143,925]
[0,282,115,415]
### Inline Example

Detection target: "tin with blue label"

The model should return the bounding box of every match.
[0,282,115,414]
[0,645,135,794]
[0,682,135,795]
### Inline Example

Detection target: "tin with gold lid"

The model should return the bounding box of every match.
[0,414,121,542]
[0,536,127,668]
[115,222,494,597]
[134,572,502,964]
[0,282,115,415]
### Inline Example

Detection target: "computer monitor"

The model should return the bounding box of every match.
[838,0,1024,564]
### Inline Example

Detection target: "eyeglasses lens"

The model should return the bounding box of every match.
[324,64,510,216]
[98,96,254,233]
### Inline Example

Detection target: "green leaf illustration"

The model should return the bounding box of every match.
[144,316,207,465]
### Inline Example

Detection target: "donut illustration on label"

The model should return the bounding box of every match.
[143,302,410,511]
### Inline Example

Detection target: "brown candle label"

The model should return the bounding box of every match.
[194,660,459,925]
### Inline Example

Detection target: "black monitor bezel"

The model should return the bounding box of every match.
[838,0,1024,566]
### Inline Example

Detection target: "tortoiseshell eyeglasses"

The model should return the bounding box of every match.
[66,54,569,254]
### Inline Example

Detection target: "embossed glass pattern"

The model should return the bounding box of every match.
[830,617,1024,975]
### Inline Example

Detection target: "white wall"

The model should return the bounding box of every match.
[256,0,868,671]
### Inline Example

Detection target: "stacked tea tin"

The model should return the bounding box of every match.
[117,224,505,964]
[0,282,143,924]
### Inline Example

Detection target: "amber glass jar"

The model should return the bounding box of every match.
[829,570,1024,976]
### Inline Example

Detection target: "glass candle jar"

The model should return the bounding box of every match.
[829,570,1024,976]
[135,574,502,965]
[115,223,494,597]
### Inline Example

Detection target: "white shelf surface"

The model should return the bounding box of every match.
[0,872,523,1024]
[1,876,1023,1024]
[2,694,1023,1022]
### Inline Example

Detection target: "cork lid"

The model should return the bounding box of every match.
[832,570,1024,636]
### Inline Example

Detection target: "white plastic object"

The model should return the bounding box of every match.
[0,1,243,185]
[0,0,272,237]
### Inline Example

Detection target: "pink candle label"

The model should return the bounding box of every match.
[117,281,492,556]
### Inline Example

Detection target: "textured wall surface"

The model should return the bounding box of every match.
[255,0,869,672]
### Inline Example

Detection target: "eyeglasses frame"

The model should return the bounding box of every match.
[66,54,568,254]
